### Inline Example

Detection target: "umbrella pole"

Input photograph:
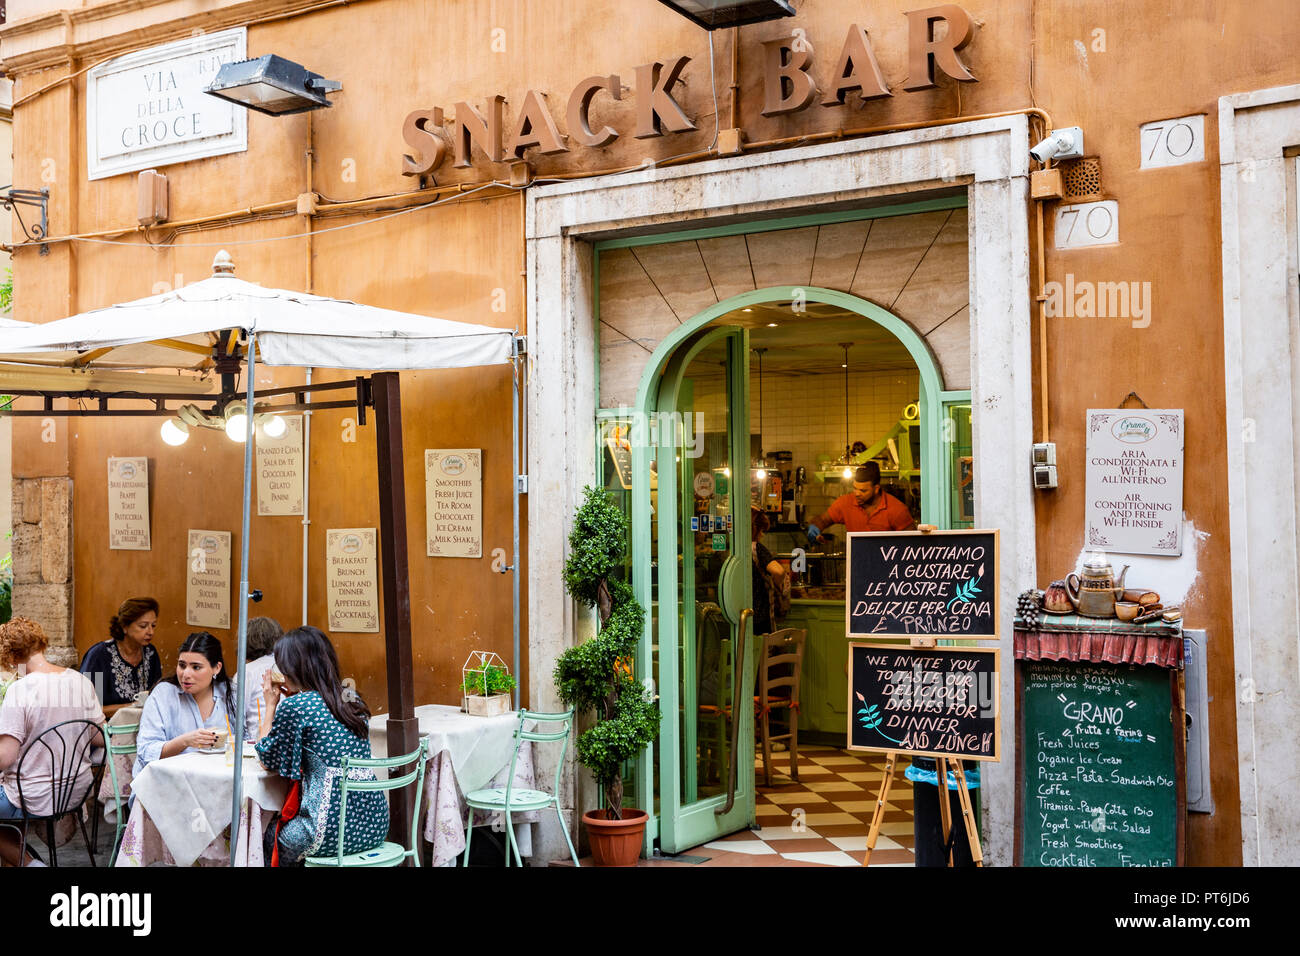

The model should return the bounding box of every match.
[228,337,256,865]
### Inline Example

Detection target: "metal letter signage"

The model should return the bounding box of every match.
[87,28,248,181]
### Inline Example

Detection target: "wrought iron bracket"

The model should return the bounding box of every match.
[1,186,50,243]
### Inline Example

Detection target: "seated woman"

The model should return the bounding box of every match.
[135,632,235,777]
[80,597,163,717]
[239,617,283,741]
[0,618,104,867]
[255,626,386,866]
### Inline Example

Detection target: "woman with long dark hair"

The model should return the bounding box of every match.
[134,632,236,776]
[255,626,386,865]
[79,597,163,716]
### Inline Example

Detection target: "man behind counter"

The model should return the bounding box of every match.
[806,462,916,542]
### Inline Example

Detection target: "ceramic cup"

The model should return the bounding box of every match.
[1115,601,1142,622]
[209,728,229,750]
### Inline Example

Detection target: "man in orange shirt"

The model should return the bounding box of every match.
[806,462,916,543]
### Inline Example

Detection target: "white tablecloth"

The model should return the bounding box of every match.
[369,704,520,793]
[118,750,288,867]
[369,704,538,866]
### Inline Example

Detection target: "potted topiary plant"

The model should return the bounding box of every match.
[555,486,660,866]
[461,651,517,717]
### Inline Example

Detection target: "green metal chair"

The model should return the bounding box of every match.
[462,708,579,867]
[104,722,138,867]
[304,737,427,867]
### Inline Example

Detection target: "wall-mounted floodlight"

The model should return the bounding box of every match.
[654,0,795,30]
[204,54,342,116]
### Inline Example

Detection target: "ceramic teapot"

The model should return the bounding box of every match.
[1066,555,1130,618]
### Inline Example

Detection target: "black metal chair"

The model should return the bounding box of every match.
[14,719,104,867]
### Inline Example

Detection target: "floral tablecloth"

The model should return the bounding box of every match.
[97,706,143,825]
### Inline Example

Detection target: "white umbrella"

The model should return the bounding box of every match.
[0,252,519,864]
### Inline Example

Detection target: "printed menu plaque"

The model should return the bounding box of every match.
[425,449,483,558]
[256,415,304,516]
[326,528,380,633]
[186,530,231,629]
[107,457,151,550]
[1085,409,1185,556]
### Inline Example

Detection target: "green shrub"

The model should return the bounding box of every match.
[554,486,659,819]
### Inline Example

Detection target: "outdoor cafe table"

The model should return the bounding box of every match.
[114,748,289,867]
[368,704,538,867]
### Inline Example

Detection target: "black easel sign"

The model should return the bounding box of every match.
[848,643,1000,761]
[846,529,999,639]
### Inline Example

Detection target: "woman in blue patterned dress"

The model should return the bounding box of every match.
[254,626,387,865]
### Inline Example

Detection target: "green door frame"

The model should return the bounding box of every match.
[627,285,965,853]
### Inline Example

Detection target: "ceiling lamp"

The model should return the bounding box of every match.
[204,54,342,116]
[840,342,854,481]
[224,402,249,442]
[654,0,795,30]
[160,419,190,446]
[259,414,287,439]
[753,346,768,479]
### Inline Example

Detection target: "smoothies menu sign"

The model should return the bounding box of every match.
[425,449,483,558]
[86,29,248,180]
[1085,410,1185,556]
[186,530,231,630]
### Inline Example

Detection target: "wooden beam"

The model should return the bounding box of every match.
[372,371,419,860]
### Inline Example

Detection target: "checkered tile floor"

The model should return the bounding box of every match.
[685,746,916,867]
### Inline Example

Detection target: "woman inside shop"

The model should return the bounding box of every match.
[752,508,787,637]
[255,626,386,866]
[79,597,163,717]
[239,617,283,739]
[134,632,235,776]
[0,618,104,867]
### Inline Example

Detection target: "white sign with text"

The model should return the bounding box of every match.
[107,457,151,550]
[1085,409,1185,556]
[86,28,247,181]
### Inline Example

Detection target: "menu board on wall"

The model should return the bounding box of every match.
[107,457,151,550]
[846,530,999,638]
[326,528,380,633]
[848,643,1000,761]
[1085,409,1185,556]
[256,416,304,516]
[425,449,483,558]
[1018,660,1180,867]
[186,530,231,629]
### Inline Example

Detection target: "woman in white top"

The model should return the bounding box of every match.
[135,632,235,777]
[0,617,104,867]
[238,617,283,740]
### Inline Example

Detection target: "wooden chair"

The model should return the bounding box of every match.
[757,629,806,787]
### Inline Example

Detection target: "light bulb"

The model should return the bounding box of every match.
[722,467,731,478]
[225,413,248,442]
[261,415,287,439]
[842,467,853,480]
[756,468,767,481]
[160,419,189,446]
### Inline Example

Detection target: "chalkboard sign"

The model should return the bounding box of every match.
[1017,660,1183,867]
[848,643,1000,761]
[846,529,999,638]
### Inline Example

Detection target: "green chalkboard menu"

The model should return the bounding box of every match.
[1017,660,1183,867]
[846,530,999,639]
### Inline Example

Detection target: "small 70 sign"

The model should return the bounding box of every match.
[1054,200,1119,249]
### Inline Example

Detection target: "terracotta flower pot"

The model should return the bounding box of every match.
[583,808,648,867]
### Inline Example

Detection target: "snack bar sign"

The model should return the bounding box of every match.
[86,28,248,180]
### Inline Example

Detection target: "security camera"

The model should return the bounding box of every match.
[1029,126,1084,164]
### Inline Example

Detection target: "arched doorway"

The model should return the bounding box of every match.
[629,286,964,852]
